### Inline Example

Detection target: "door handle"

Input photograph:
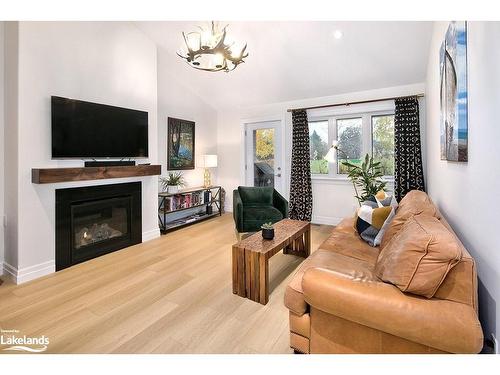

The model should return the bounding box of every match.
[275,173,281,177]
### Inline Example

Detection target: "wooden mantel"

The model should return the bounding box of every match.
[32,165,162,184]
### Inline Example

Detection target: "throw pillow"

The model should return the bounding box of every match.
[355,191,398,247]
[380,191,440,249]
[375,214,462,298]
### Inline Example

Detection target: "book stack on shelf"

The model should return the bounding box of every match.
[158,186,222,233]
[161,190,206,212]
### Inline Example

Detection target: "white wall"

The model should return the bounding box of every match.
[156,48,218,190]
[0,21,4,274]
[3,22,159,283]
[217,83,425,224]
[425,21,500,345]
[3,22,19,272]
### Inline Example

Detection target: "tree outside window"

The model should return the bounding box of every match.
[372,115,395,176]
[337,118,362,174]
[309,121,329,174]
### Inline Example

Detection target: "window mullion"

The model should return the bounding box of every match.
[332,117,338,178]
[363,114,371,158]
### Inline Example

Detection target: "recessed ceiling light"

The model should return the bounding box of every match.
[333,30,343,39]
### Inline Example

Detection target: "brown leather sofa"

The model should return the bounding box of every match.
[285,190,483,354]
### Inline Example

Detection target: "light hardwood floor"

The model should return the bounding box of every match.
[0,214,332,354]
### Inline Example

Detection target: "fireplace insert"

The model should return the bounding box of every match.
[56,182,142,271]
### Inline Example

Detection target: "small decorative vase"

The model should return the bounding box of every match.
[262,228,275,240]
[167,185,179,194]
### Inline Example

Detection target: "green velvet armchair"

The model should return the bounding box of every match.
[233,186,289,233]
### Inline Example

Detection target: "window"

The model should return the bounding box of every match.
[336,118,362,174]
[308,110,394,178]
[309,121,329,174]
[372,115,395,176]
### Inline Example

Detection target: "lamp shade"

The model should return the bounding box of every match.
[323,147,337,163]
[202,154,218,168]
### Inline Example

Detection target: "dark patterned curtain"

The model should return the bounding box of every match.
[289,110,312,221]
[394,96,425,201]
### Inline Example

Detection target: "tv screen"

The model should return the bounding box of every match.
[51,96,149,158]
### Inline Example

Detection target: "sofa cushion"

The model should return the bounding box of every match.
[242,206,283,222]
[375,215,462,298]
[319,218,380,265]
[238,186,273,206]
[380,190,440,249]
[355,191,398,247]
[285,249,376,316]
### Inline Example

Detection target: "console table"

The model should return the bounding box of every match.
[158,186,222,233]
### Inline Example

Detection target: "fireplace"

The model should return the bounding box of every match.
[56,182,142,271]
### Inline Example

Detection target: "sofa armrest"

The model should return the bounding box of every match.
[302,267,483,353]
[233,190,244,232]
[273,190,289,218]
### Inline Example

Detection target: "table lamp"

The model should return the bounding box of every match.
[202,154,218,188]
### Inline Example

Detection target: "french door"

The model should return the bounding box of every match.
[244,120,283,194]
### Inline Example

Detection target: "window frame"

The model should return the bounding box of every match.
[308,109,395,180]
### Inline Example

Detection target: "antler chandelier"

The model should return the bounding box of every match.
[177,21,248,72]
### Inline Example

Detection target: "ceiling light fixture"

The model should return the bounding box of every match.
[333,30,343,39]
[177,21,249,73]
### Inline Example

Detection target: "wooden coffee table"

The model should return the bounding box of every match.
[232,219,311,305]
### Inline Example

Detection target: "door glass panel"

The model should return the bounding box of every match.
[253,128,275,187]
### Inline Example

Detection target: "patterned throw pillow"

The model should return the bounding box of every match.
[355,191,398,247]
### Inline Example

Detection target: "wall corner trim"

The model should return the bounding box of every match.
[3,260,55,284]
[142,228,161,242]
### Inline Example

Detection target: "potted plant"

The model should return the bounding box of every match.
[342,153,387,206]
[160,172,186,194]
[261,222,275,240]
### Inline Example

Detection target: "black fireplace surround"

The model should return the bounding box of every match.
[56,182,142,271]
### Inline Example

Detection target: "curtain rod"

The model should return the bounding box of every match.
[286,93,425,113]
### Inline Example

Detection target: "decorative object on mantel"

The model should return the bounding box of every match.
[202,154,218,188]
[167,117,195,170]
[261,222,275,240]
[160,172,186,194]
[177,21,248,73]
[324,142,386,206]
[31,165,161,184]
[440,21,468,162]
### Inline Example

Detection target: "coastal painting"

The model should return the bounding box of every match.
[440,21,468,162]
[167,117,195,170]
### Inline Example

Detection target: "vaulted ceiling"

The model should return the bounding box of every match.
[136,21,433,110]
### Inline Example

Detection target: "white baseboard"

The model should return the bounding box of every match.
[1,230,160,285]
[311,215,343,226]
[142,228,161,242]
[3,260,55,284]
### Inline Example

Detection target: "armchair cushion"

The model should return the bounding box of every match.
[238,186,273,206]
[243,206,283,222]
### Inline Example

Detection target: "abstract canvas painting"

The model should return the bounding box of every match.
[167,117,195,170]
[440,21,468,162]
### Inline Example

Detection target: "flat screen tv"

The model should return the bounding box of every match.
[51,96,148,158]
